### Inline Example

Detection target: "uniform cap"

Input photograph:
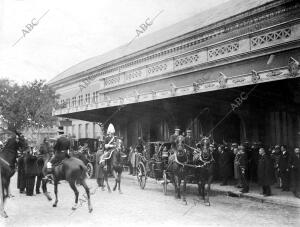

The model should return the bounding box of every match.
[107,123,115,134]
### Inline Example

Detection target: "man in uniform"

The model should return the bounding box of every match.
[103,123,117,174]
[238,145,249,193]
[104,123,117,151]
[47,126,70,173]
[184,129,195,163]
[169,128,180,151]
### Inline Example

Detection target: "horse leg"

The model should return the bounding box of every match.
[104,171,111,193]
[174,175,181,199]
[0,176,8,218]
[52,180,59,207]
[204,176,213,206]
[112,170,118,191]
[118,172,122,194]
[81,179,93,213]
[69,181,79,210]
[42,178,52,201]
[181,178,187,205]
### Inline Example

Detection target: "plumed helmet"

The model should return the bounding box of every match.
[107,123,115,134]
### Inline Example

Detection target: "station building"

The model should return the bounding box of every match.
[49,0,300,149]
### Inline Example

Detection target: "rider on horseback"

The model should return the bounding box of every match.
[46,126,70,176]
[104,123,117,152]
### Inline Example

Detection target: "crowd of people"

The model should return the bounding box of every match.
[16,140,53,196]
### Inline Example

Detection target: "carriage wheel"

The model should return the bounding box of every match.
[86,162,94,179]
[163,170,167,195]
[137,163,147,189]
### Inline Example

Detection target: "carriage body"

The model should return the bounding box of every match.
[136,141,172,192]
[71,138,99,178]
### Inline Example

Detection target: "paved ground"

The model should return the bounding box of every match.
[1,175,299,227]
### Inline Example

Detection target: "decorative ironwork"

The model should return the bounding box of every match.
[125,70,142,82]
[251,70,260,83]
[174,54,200,68]
[147,63,168,74]
[288,57,299,77]
[251,28,291,48]
[104,75,120,87]
[208,42,239,60]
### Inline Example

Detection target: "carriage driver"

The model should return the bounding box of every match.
[46,126,71,172]
[170,128,180,151]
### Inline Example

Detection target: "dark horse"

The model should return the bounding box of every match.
[42,156,93,213]
[0,134,28,218]
[167,135,188,204]
[193,136,215,206]
[99,138,126,194]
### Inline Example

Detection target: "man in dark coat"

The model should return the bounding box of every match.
[36,138,52,194]
[95,142,105,189]
[24,148,38,196]
[238,145,249,193]
[49,127,70,168]
[257,148,276,196]
[136,137,144,154]
[169,128,180,150]
[278,145,290,191]
[270,145,281,188]
[184,129,195,163]
[289,147,300,198]
[17,154,26,193]
[218,145,232,186]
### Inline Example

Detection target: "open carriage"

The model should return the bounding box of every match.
[136,141,172,194]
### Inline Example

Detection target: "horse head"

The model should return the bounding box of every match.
[194,136,213,164]
[175,135,187,162]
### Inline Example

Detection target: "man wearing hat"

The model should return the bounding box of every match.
[170,128,180,150]
[47,126,70,172]
[104,123,117,151]
[184,129,195,163]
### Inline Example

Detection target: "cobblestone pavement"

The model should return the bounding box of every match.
[1,175,299,227]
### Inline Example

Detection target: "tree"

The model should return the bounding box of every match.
[0,79,59,131]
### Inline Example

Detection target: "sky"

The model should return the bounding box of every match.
[0,0,228,84]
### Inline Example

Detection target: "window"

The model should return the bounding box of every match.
[72,125,75,138]
[72,97,77,107]
[78,95,83,106]
[66,98,70,108]
[85,93,91,104]
[92,92,98,103]
[78,124,82,139]
[85,123,89,138]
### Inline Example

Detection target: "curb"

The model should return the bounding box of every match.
[122,174,300,209]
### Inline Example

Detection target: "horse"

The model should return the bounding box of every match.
[167,135,189,204]
[99,137,126,194]
[193,136,215,206]
[0,133,28,218]
[42,155,93,213]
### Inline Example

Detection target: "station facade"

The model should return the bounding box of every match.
[49,0,300,149]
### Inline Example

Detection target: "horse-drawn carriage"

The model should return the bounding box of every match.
[136,137,215,205]
[71,138,99,178]
[136,141,172,194]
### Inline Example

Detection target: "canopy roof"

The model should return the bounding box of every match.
[48,0,275,85]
